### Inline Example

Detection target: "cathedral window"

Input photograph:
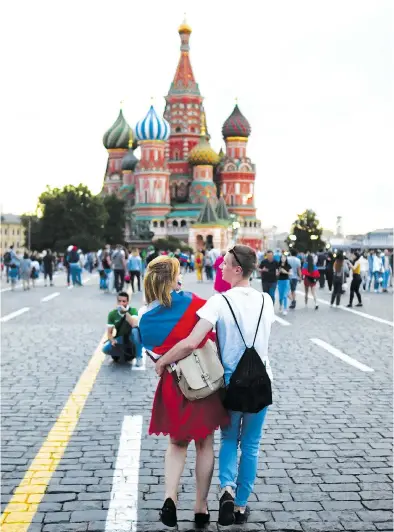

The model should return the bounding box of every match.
[160,221,165,228]
[153,221,158,228]
[173,220,178,227]
[231,195,235,206]
[144,191,148,203]
[175,127,181,133]
[180,220,187,227]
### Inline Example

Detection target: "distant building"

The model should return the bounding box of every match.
[0,214,24,256]
[363,228,393,250]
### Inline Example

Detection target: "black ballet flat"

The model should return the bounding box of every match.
[160,497,177,528]
[194,508,210,528]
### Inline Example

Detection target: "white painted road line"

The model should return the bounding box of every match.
[296,290,393,327]
[0,287,12,293]
[274,315,291,326]
[105,415,143,532]
[311,338,374,373]
[0,307,30,323]
[41,292,60,303]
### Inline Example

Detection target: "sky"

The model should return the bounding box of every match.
[1,0,393,235]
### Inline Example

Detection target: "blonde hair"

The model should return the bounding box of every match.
[144,256,180,307]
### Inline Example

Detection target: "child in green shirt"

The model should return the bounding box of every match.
[103,291,143,366]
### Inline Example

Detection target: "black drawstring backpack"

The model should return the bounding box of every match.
[220,294,272,413]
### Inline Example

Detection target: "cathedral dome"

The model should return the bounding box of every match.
[103,109,131,149]
[222,104,251,139]
[135,105,170,141]
[188,137,220,166]
[121,149,139,172]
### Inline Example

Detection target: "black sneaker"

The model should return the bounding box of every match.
[160,497,177,527]
[356,303,363,307]
[218,490,235,526]
[194,508,210,528]
[234,506,250,524]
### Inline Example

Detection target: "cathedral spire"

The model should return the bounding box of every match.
[168,17,200,95]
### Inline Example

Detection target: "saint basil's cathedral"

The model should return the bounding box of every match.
[102,19,262,250]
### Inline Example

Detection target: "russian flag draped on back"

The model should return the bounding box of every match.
[139,291,210,355]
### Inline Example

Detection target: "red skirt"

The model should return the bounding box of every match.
[304,277,317,288]
[149,371,229,442]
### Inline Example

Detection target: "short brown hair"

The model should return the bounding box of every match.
[144,256,180,307]
[229,244,257,278]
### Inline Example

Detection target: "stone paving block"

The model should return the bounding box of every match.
[375,523,394,531]
[329,492,361,501]
[265,523,302,531]
[361,500,393,511]
[359,491,393,500]
[43,524,88,532]
[300,522,345,532]
[70,510,109,522]
[356,511,393,522]
[44,511,72,522]
[283,502,324,512]
[273,511,322,522]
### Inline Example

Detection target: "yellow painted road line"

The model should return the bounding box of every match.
[0,334,107,530]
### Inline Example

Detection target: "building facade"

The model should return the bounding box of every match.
[0,214,24,256]
[101,20,262,250]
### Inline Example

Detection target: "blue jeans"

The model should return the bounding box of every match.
[277,279,290,310]
[383,270,390,290]
[373,271,381,291]
[102,328,143,360]
[69,263,81,285]
[262,282,277,304]
[219,407,268,507]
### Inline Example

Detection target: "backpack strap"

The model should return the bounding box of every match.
[252,293,265,347]
[222,294,247,347]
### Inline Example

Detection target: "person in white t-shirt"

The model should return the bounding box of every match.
[155,244,275,526]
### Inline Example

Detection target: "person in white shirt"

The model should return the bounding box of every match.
[156,244,275,526]
[359,253,369,290]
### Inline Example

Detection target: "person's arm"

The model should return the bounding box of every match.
[124,313,138,328]
[155,318,214,376]
[107,326,116,345]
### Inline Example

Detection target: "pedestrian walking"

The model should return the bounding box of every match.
[127,249,142,292]
[43,249,54,286]
[161,245,275,526]
[359,252,369,290]
[138,256,228,529]
[195,250,204,282]
[287,248,302,309]
[20,252,32,290]
[347,252,363,307]
[259,250,279,303]
[204,251,214,281]
[316,248,327,289]
[30,257,40,287]
[382,249,392,293]
[8,262,19,290]
[302,254,319,309]
[277,253,291,315]
[112,245,126,293]
[325,251,334,291]
[330,252,348,307]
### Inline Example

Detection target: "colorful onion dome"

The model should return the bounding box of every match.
[103,109,131,149]
[119,184,135,197]
[121,149,139,172]
[188,138,220,166]
[188,112,220,166]
[135,105,170,141]
[222,104,251,139]
[178,16,192,34]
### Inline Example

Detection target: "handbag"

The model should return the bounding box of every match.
[167,339,224,401]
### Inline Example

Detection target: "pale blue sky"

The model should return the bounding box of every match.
[1,0,392,234]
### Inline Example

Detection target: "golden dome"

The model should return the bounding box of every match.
[178,15,192,34]
[188,139,220,166]
[189,111,219,166]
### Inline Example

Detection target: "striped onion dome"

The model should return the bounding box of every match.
[222,104,251,139]
[103,109,131,149]
[135,105,170,141]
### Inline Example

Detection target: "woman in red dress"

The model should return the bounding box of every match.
[138,256,228,528]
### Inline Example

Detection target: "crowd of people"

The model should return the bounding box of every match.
[259,247,393,312]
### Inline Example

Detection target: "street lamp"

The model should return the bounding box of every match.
[289,234,297,241]
[310,234,318,240]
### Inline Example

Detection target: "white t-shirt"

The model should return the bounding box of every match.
[197,286,275,385]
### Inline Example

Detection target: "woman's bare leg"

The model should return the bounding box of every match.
[311,285,317,305]
[194,433,214,514]
[165,438,189,503]
[304,285,309,304]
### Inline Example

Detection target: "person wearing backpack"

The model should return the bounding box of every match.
[157,245,275,526]
[330,252,349,307]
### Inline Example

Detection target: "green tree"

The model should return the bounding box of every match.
[154,236,192,252]
[22,184,108,252]
[102,195,126,245]
[287,209,325,252]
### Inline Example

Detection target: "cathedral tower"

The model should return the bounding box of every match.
[102,108,131,195]
[132,105,172,223]
[164,19,204,203]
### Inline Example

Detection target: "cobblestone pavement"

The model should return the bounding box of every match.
[1,272,393,532]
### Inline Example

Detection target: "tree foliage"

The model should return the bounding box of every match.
[287,209,325,252]
[154,236,192,252]
[102,195,126,246]
[22,184,110,252]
